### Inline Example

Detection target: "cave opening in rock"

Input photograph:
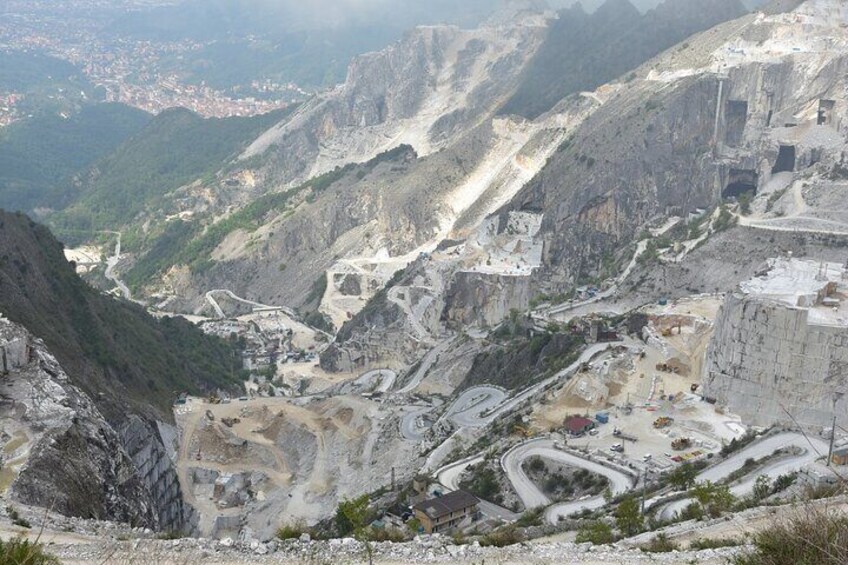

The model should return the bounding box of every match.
[818,99,835,126]
[723,169,758,199]
[772,145,796,174]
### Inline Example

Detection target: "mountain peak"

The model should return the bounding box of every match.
[593,0,641,20]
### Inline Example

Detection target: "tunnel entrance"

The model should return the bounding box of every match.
[724,100,748,146]
[818,100,835,126]
[772,145,796,174]
[723,168,759,199]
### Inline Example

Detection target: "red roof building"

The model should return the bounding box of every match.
[564,416,595,436]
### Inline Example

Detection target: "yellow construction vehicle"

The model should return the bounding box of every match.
[653,417,674,429]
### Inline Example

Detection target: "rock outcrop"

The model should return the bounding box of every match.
[703,259,848,430]
[0,210,238,532]
[0,318,157,527]
[507,0,848,294]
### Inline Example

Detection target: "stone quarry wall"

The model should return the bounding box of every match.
[121,416,198,534]
[703,293,848,430]
[442,271,532,328]
[1,336,29,373]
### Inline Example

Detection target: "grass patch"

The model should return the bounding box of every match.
[733,506,848,565]
[0,535,59,564]
[480,525,524,547]
[640,533,679,553]
[690,537,743,550]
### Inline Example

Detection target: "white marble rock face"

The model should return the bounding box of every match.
[703,292,848,430]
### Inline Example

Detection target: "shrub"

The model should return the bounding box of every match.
[515,507,544,528]
[364,527,407,542]
[6,506,30,529]
[690,537,743,550]
[738,192,753,215]
[480,525,524,547]
[335,494,371,536]
[0,536,59,564]
[692,481,736,518]
[668,463,698,490]
[771,473,797,494]
[640,533,679,553]
[678,501,705,522]
[615,496,643,536]
[527,456,546,474]
[575,521,614,545]
[406,518,422,534]
[277,522,308,540]
[733,507,848,565]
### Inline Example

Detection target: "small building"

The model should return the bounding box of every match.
[832,446,848,466]
[595,412,610,425]
[564,415,596,436]
[412,490,479,534]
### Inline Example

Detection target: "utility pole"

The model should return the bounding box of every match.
[827,411,837,467]
[391,467,396,491]
[827,394,843,467]
[641,468,649,514]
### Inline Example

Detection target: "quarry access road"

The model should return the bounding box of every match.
[536,240,648,321]
[653,432,830,521]
[737,178,848,235]
[104,231,132,301]
[434,454,521,522]
[501,439,636,525]
[396,336,456,394]
[354,369,397,393]
[444,342,618,429]
[204,289,335,339]
[400,406,434,442]
[205,289,298,318]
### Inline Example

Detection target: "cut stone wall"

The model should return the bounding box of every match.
[1,336,29,373]
[703,293,848,430]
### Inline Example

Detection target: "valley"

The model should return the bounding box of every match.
[2,0,848,563]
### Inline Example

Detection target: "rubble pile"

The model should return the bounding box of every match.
[45,533,743,564]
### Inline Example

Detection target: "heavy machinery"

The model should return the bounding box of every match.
[613,428,639,442]
[653,417,674,429]
[671,437,692,450]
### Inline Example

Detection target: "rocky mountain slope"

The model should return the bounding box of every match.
[0,319,156,526]
[500,0,747,119]
[0,210,243,531]
[1,2,847,558]
[113,0,748,327]
[506,0,848,294]
[323,0,848,370]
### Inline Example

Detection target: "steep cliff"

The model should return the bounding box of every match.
[0,210,238,529]
[500,0,747,119]
[506,0,848,295]
[241,10,550,184]
[0,320,156,527]
[703,259,848,430]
